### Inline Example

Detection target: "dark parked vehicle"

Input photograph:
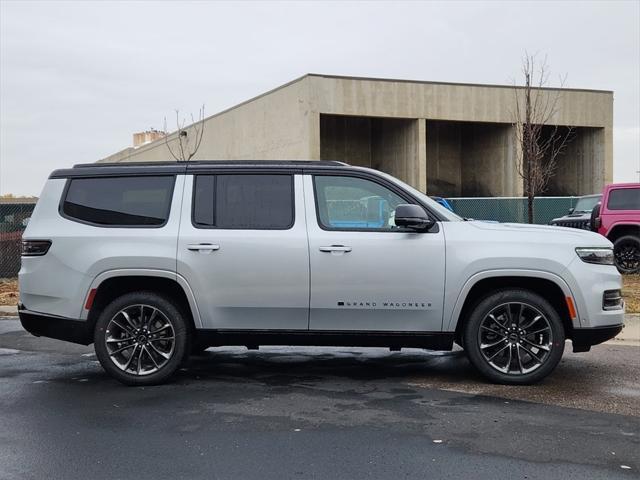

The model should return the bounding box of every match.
[549,194,602,230]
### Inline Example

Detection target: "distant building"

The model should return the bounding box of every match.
[100,74,613,197]
[132,129,166,148]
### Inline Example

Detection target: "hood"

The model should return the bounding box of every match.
[465,221,611,246]
[550,212,591,223]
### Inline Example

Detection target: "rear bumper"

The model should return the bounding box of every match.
[19,306,93,345]
[571,324,623,352]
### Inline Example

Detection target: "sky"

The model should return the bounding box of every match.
[1,0,639,196]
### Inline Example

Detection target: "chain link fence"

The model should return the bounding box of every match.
[446,196,579,225]
[0,201,36,278]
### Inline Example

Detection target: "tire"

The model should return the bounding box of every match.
[463,289,565,385]
[613,235,640,274]
[94,291,190,386]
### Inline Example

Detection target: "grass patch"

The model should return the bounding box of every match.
[622,274,640,314]
[0,278,18,306]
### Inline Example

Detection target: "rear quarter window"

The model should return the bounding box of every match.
[607,188,640,211]
[61,176,175,227]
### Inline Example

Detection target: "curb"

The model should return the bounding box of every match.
[611,314,639,344]
[0,305,18,317]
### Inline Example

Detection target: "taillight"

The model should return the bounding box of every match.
[21,240,52,256]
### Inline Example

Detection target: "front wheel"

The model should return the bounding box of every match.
[613,235,640,274]
[94,291,189,386]
[463,289,565,385]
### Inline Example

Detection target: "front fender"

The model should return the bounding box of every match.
[445,269,577,332]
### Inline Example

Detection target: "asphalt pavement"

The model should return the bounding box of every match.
[1,316,638,480]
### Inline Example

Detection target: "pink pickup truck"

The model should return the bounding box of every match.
[591,183,640,274]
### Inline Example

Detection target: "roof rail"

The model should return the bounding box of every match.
[74,160,350,168]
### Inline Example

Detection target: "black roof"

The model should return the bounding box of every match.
[50,160,350,179]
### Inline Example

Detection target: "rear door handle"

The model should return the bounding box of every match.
[187,243,220,252]
[319,245,352,253]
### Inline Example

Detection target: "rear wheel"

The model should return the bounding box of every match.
[613,235,640,274]
[463,289,565,385]
[94,291,189,386]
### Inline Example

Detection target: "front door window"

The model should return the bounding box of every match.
[314,176,406,231]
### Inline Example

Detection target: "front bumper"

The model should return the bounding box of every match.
[19,305,93,345]
[571,324,624,352]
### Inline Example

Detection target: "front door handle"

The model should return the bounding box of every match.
[187,243,220,252]
[319,245,352,253]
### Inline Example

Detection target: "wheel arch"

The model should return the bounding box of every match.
[82,269,202,333]
[607,223,640,243]
[449,271,576,344]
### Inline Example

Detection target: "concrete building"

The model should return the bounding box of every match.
[100,74,613,197]
[132,129,166,148]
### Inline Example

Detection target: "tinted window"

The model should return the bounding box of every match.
[607,188,640,211]
[63,176,175,226]
[193,174,294,229]
[573,195,602,213]
[314,176,406,230]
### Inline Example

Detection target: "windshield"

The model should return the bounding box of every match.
[573,195,602,213]
[363,168,464,221]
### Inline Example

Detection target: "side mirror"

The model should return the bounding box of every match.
[394,204,435,231]
[568,208,574,214]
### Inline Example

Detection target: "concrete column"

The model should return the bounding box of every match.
[604,126,613,185]
[372,118,422,190]
[508,124,524,196]
[426,121,462,197]
[550,127,606,195]
[308,111,321,160]
[417,118,427,193]
[319,115,372,166]
[461,123,521,197]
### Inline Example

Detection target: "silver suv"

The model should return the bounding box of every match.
[19,161,624,385]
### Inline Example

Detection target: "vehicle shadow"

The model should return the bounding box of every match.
[177,346,482,386]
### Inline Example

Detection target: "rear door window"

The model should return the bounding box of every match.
[62,176,175,226]
[192,174,294,229]
[607,188,640,211]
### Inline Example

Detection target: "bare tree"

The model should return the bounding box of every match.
[512,53,573,223]
[163,105,206,162]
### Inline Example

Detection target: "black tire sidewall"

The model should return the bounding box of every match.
[463,289,565,385]
[94,291,189,386]
[613,235,640,274]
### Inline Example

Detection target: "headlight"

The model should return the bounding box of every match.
[575,247,614,265]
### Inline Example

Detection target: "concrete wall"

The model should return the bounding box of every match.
[548,127,605,196]
[461,123,520,197]
[100,76,315,163]
[426,121,520,197]
[99,73,613,198]
[426,121,462,197]
[320,115,425,191]
[371,118,422,190]
[319,115,372,167]
[309,75,613,191]
[308,75,612,128]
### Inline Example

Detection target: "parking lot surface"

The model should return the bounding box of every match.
[1,317,638,479]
